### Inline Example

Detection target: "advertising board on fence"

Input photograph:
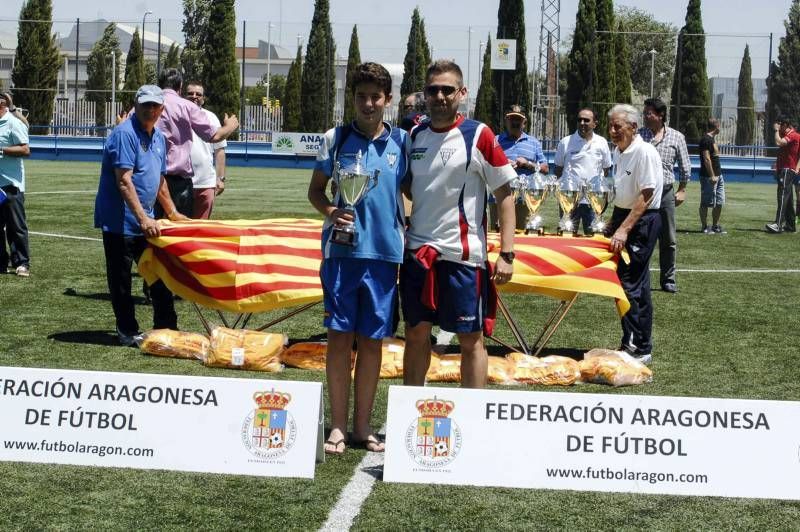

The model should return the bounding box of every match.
[0,367,324,478]
[271,132,323,156]
[383,385,800,500]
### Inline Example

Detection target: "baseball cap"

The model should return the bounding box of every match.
[135,85,164,105]
[505,104,526,120]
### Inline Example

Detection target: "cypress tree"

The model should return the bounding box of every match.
[86,23,122,131]
[202,0,240,129]
[283,45,303,132]
[593,0,615,133]
[494,0,531,126]
[766,0,800,137]
[181,0,210,82]
[764,60,779,149]
[121,28,146,109]
[400,8,432,97]
[735,44,755,147]
[613,19,632,104]
[164,43,181,69]
[11,0,60,134]
[342,25,361,125]
[669,0,710,144]
[473,34,497,131]
[301,0,336,131]
[565,0,597,131]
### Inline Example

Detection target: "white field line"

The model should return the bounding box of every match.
[29,231,101,242]
[319,427,386,532]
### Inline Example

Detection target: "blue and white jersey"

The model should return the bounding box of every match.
[315,122,409,263]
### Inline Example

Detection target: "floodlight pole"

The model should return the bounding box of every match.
[649,49,657,98]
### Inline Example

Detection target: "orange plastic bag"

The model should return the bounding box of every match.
[579,349,653,386]
[507,352,580,386]
[426,354,461,382]
[205,327,285,372]
[138,329,209,360]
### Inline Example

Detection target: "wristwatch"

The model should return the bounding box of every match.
[499,251,516,264]
[218,176,226,182]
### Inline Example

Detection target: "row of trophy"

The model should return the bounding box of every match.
[515,171,615,236]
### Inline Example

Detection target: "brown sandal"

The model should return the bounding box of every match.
[351,434,385,453]
[324,437,347,455]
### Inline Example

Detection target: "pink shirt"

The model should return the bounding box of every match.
[156,88,218,177]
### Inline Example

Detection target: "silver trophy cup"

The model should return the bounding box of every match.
[585,174,612,233]
[332,150,378,246]
[520,172,550,234]
[557,174,581,234]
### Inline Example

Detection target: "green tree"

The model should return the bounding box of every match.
[473,34,497,131]
[301,0,335,131]
[494,0,531,126]
[283,45,303,131]
[342,25,361,125]
[400,8,432,97]
[764,61,779,149]
[86,23,122,130]
[164,43,181,69]
[593,0,615,133]
[121,28,146,109]
[11,0,61,133]
[735,45,755,147]
[613,19,632,104]
[766,0,800,143]
[669,0,710,143]
[615,6,676,99]
[565,0,597,131]
[180,0,210,82]
[202,0,240,130]
[243,74,286,105]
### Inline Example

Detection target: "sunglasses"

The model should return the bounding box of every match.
[185,92,204,97]
[578,117,593,123]
[424,84,460,97]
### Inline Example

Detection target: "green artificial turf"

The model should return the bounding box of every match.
[0,160,799,529]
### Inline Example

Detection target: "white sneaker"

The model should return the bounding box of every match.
[117,328,143,347]
[15,265,30,277]
[633,353,652,366]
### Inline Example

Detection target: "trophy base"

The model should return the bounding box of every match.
[332,227,357,246]
[524,216,544,236]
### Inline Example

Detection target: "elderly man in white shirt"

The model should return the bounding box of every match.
[184,81,227,219]
[554,107,612,235]
[606,104,663,366]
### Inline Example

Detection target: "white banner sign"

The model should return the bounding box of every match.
[490,39,517,70]
[272,132,323,155]
[384,385,800,500]
[0,367,323,478]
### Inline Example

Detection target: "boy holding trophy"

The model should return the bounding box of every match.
[308,63,409,454]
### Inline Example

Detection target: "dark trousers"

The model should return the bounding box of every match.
[657,184,676,286]
[102,232,177,335]
[610,207,661,355]
[570,203,595,235]
[0,185,30,268]
[774,169,796,232]
[155,174,194,219]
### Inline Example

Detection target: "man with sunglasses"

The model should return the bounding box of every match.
[401,60,516,389]
[184,81,227,219]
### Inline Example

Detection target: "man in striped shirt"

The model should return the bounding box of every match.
[639,98,690,294]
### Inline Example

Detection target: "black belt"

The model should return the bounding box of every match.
[663,183,673,191]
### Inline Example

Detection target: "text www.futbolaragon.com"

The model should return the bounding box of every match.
[4,439,154,458]
[546,466,708,485]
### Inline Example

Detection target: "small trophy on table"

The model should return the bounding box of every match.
[586,174,614,234]
[520,171,550,235]
[556,174,580,235]
[331,150,379,246]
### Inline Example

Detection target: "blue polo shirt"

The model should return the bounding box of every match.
[94,114,167,236]
[496,131,546,176]
[0,112,29,191]
[315,121,409,263]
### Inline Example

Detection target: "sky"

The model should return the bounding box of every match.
[2,0,793,87]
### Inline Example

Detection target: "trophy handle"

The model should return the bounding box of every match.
[369,169,380,192]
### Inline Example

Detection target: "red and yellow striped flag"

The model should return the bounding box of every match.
[139,219,324,312]
[139,219,629,316]
[487,233,630,316]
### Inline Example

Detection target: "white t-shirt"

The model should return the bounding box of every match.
[190,108,226,189]
[407,116,516,266]
[555,131,612,205]
[612,135,663,210]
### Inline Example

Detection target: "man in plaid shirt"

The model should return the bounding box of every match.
[638,98,691,294]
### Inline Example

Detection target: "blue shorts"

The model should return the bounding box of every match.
[700,175,725,207]
[399,253,488,334]
[320,258,398,339]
